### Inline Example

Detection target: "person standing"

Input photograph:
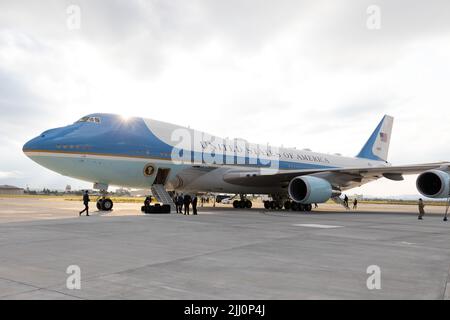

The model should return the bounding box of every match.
[344,194,349,208]
[418,198,425,220]
[79,190,90,216]
[172,193,178,211]
[192,195,198,215]
[353,198,358,210]
[183,194,192,215]
[176,194,184,213]
[174,193,179,213]
[144,195,152,213]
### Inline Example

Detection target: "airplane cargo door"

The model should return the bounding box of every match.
[153,168,171,185]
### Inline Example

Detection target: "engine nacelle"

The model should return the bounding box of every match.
[288,176,332,204]
[416,170,450,198]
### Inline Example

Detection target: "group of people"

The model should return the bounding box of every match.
[78,190,448,222]
[174,193,198,215]
[342,194,358,210]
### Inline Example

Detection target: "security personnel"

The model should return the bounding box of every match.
[192,195,198,215]
[177,194,184,213]
[183,194,192,215]
[79,190,90,216]
[418,198,425,220]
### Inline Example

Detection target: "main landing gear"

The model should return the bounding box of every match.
[233,199,253,208]
[263,198,313,212]
[232,195,253,209]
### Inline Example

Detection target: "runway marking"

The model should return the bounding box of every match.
[292,224,343,229]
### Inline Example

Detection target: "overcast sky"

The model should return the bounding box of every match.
[1,0,450,196]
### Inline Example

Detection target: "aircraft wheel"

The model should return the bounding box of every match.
[101,198,113,211]
[291,202,298,211]
[305,204,312,212]
[233,200,240,208]
[96,199,103,210]
[284,201,291,210]
[264,201,270,209]
[245,200,252,208]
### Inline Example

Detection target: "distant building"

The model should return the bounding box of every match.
[130,189,150,197]
[115,187,131,196]
[0,185,24,195]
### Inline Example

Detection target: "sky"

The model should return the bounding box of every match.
[1,0,450,196]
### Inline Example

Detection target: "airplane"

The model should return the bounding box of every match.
[23,113,450,212]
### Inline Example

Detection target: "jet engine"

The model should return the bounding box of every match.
[288,176,332,204]
[416,169,450,198]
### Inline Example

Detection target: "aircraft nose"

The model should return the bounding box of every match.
[23,136,44,154]
[23,126,67,155]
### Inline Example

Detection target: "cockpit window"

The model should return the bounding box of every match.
[76,116,101,124]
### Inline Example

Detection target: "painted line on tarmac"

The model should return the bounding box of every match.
[292,223,343,229]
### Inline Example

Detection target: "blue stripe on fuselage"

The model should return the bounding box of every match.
[24,113,337,171]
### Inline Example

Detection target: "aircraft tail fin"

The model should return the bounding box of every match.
[356,115,393,162]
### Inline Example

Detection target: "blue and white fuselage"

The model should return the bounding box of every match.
[24,113,450,206]
[23,113,392,197]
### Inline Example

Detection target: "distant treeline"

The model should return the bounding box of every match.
[24,189,131,196]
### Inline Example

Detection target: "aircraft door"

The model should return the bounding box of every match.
[153,168,171,185]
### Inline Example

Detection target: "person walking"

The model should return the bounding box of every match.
[418,198,425,220]
[192,195,198,215]
[183,194,192,215]
[344,194,349,208]
[79,190,90,216]
[353,198,358,210]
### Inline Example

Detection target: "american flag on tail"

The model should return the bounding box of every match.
[379,132,388,142]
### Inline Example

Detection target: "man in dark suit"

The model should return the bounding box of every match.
[79,190,90,216]
[192,195,198,215]
[176,194,184,213]
[183,194,192,215]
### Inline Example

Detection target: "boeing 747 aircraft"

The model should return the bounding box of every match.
[23,114,450,211]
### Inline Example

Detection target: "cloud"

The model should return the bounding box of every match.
[0,170,23,179]
[0,0,450,195]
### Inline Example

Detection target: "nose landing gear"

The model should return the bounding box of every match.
[93,183,114,212]
[96,197,113,211]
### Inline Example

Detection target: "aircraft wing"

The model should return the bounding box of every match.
[222,162,450,188]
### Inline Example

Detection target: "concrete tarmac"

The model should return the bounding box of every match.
[0,197,449,299]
